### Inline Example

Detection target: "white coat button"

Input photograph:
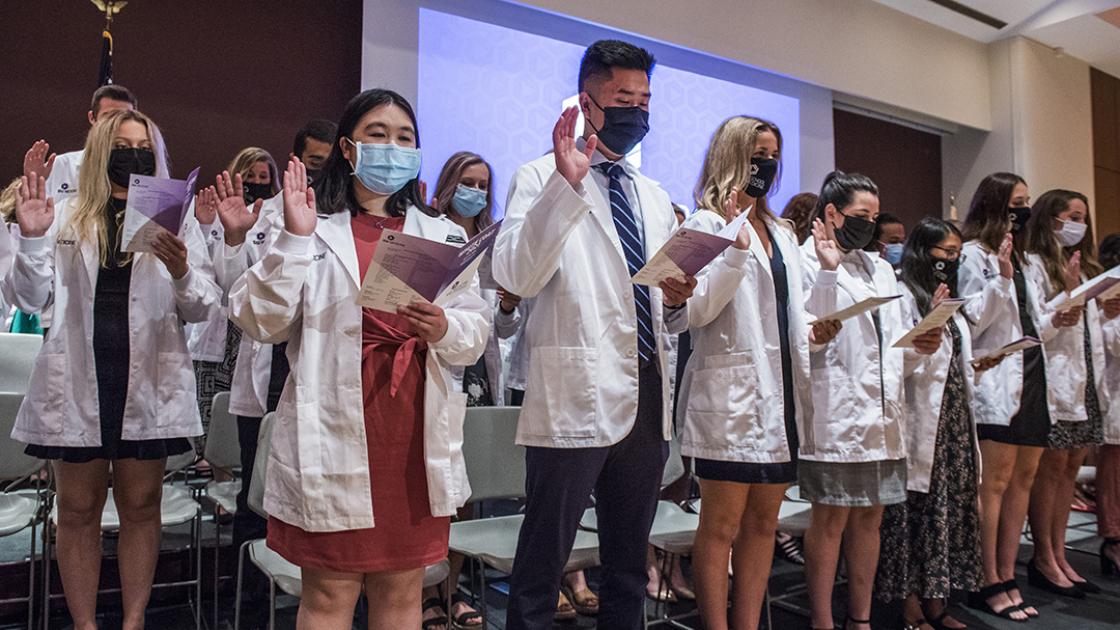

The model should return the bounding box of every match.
[627,349,637,358]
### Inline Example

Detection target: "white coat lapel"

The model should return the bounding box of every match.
[746,218,774,279]
[583,171,627,265]
[404,207,452,244]
[318,212,360,289]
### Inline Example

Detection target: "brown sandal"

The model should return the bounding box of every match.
[554,591,578,622]
[561,585,600,616]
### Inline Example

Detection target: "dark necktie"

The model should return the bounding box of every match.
[596,162,655,364]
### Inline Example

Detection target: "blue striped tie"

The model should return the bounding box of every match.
[596,162,656,364]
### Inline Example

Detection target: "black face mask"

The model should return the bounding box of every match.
[1009,205,1031,233]
[305,169,322,186]
[586,96,649,156]
[833,210,876,251]
[107,148,156,188]
[932,256,960,288]
[243,182,273,203]
[745,157,778,198]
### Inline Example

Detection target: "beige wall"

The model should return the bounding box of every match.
[512,0,993,130]
[943,37,1096,221]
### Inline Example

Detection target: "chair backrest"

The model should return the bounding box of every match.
[0,393,43,480]
[248,413,275,518]
[462,406,525,502]
[165,446,197,474]
[0,333,42,394]
[203,392,240,471]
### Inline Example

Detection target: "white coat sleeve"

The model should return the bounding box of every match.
[228,229,310,344]
[1103,314,1120,357]
[958,250,1015,337]
[171,221,223,324]
[492,166,594,298]
[1021,259,1062,343]
[10,233,54,313]
[681,213,752,329]
[431,277,491,366]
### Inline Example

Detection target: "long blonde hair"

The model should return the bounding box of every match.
[0,178,20,224]
[227,147,279,195]
[70,109,169,266]
[694,116,783,223]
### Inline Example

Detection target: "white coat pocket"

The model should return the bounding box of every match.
[36,354,68,435]
[812,373,858,448]
[156,352,192,427]
[524,346,598,438]
[686,352,766,447]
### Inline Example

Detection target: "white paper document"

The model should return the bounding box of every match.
[970,336,1042,368]
[811,295,902,325]
[892,298,965,348]
[357,220,501,314]
[630,209,750,287]
[121,167,200,253]
[1053,266,1120,311]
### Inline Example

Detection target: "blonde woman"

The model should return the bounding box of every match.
[680,116,838,630]
[10,109,220,630]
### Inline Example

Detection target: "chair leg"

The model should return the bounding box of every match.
[268,577,276,630]
[213,516,220,630]
[194,510,202,630]
[234,540,250,630]
[478,559,489,630]
[27,519,36,630]
[41,518,51,630]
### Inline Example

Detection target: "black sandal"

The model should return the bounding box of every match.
[449,592,484,629]
[422,597,449,629]
[902,618,930,630]
[966,583,1026,622]
[1102,538,1120,576]
[1001,579,1038,618]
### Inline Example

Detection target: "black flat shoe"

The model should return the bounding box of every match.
[1027,560,1086,599]
[1102,538,1120,577]
[1070,577,1102,594]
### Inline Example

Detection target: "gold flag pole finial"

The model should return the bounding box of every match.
[91,0,128,29]
[949,193,959,223]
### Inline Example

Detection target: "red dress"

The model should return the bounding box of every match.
[267,213,451,573]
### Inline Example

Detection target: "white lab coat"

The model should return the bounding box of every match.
[228,207,490,532]
[800,237,906,463]
[44,150,83,203]
[185,219,231,362]
[1101,315,1120,444]
[897,287,979,492]
[1021,253,1108,424]
[676,211,812,463]
[492,152,688,448]
[9,197,220,446]
[451,289,521,401]
[958,241,1024,426]
[505,297,534,394]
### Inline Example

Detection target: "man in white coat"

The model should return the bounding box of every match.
[492,40,695,630]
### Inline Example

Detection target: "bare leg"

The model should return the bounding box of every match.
[365,567,425,630]
[297,567,363,630]
[975,441,1026,620]
[112,458,168,630]
[1027,449,1074,586]
[805,504,850,629]
[728,484,786,630]
[1053,447,1089,583]
[53,460,111,630]
[842,507,884,629]
[693,479,751,630]
[999,445,1043,615]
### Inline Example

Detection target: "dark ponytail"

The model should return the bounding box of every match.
[814,170,879,218]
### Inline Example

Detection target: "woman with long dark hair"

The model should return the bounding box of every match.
[959,173,1041,621]
[229,88,490,629]
[877,217,987,629]
[1020,189,1106,598]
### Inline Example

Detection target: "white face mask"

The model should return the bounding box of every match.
[1055,218,1087,247]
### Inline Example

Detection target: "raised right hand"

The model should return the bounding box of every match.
[553,106,598,188]
[23,140,56,182]
[997,233,1013,279]
[15,175,55,238]
[282,157,317,237]
[811,218,841,271]
[215,171,263,246]
[1064,251,1082,290]
[724,187,751,251]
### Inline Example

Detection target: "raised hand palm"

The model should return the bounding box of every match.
[218,195,256,232]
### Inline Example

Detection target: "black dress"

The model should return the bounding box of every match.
[877,320,982,600]
[976,257,1050,446]
[696,229,798,484]
[25,198,193,463]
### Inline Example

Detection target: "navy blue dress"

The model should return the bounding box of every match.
[695,228,799,484]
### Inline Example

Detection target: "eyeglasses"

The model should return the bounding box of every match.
[931,245,965,261]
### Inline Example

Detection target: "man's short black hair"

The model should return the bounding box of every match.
[91,84,137,115]
[292,118,339,157]
[578,39,656,92]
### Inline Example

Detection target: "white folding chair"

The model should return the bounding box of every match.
[0,392,45,630]
[41,443,204,629]
[0,332,43,394]
[449,406,600,628]
[202,391,241,629]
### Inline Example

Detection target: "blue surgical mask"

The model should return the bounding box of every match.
[452,184,488,218]
[347,139,421,195]
[883,242,904,266]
